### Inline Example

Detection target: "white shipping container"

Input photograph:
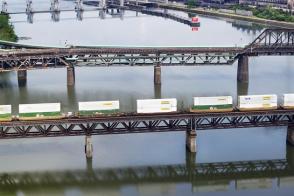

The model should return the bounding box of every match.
[282,94,294,108]
[238,95,277,109]
[137,98,177,113]
[0,105,11,114]
[19,103,61,113]
[79,101,119,111]
[193,96,232,106]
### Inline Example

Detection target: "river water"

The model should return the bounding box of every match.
[0,0,294,195]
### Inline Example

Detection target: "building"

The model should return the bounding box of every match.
[239,0,289,9]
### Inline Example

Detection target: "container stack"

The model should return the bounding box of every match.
[137,98,177,113]
[282,94,294,109]
[78,100,120,116]
[190,96,233,112]
[0,105,12,121]
[238,95,277,111]
[19,103,61,120]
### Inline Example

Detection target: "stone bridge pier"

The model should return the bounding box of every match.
[237,55,249,83]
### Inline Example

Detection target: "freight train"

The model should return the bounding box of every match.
[0,94,294,122]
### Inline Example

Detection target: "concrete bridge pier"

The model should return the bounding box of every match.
[26,0,33,14]
[1,0,7,13]
[237,81,248,96]
[287,125,294,145]
[237,55,249,83]
[186,129,197,153]
[154,84,161,99]
[67,66,75,86]
[154,64,161,85]
[85,136,93,158]
[120,0,124,7]
[17,70,27,87]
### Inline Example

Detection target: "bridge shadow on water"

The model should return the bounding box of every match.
[0,146,294,194]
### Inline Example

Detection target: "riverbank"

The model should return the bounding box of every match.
[159,4,294,28]
[0,14,17,42]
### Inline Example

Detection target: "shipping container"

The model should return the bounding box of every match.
[190,96,233,112]
[282,94,294,109]
[137,98,177,113]
[0,105,12,121]
[238,95,277,111]
[19,103,61,120]
[78,100,119,116]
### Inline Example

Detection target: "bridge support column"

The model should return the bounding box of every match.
[186,129,197,153]
[237,55,249,83]
[154,64,161,85]
[120,0,124,7]
[287,125,294,145]
[67,66,75,86]
[154,84,161,99]
[237,81,248,96]
[85,136,93,158]
[17,70,27,87]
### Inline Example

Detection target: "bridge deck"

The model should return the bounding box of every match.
[0,109,293,139]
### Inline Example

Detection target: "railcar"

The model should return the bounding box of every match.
[18,103,63,120]
[0,105,12,122]
[281,94,294,109]
[78,100,120,117]
[237,94,278,111]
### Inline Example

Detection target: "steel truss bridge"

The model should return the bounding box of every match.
[0,159,293,190]
[0,109,293,139]
[0,28,293,70]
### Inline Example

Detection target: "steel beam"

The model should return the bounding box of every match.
[0,110,294,139]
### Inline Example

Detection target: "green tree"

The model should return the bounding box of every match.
[187,0,197,8]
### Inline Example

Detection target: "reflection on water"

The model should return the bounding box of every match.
[0,146,293,195]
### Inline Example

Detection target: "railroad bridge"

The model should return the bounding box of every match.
[0,28,293,86]
[1,109,294,157]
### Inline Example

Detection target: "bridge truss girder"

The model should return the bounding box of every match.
[0,53,237,70]
[0,110,294,138]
